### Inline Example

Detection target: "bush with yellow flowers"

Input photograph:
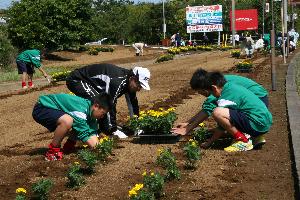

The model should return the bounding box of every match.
[183,139,201,169]
[236,60,253,70]
[128,183,155,200]
[231,50,241,58]
[127,108,177,135]
[142,171,164,198]
[155,54,174,63]
[192,122,208,143]
[167,47,180,55]
[67,162,85,188]
[15,187,27,200]
[156,147,180,181]
[51,70,71,82]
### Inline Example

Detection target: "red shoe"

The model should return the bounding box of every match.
[62,139,77,154]
[45,144,63,161]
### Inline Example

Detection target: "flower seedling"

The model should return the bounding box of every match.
[156,147,180,181]
[66,162,85,188]
[142,171,164,198]
[78,149,98,173]
[192,122,208,143]
[31,179,53,200]
[15,187,26,200]
[128,183,154,200]
[183,139,201,169]
[95,136,114,161]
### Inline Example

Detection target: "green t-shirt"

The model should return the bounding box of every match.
[216,82,272,132]
[202,74,268,115]
[38,93,98,142]
[16,49,42,68]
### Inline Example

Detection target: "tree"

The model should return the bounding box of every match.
[7,0,94,50]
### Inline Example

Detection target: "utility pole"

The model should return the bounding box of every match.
[263,0,265,35]
[232,0,236,47]
[162,0,166,39]
[271,0,276,91]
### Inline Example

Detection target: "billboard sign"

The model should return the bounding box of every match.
[230,9,258,31]
[186,5,223,33]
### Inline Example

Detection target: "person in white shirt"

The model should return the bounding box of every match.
[132,42,146,56]
[255,35,265,51]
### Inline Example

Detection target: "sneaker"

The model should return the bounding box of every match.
[45,145,63,161]
[252,135,266,149]
[224,140,253,152]
[28,84,35,88]
[113,130,128,139]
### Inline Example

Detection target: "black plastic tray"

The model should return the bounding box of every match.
[133,134,181,144]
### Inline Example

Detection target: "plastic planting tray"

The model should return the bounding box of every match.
[133,133,181,144]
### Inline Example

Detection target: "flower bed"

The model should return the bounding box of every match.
[51,70,71,82]
[236,60,253,72]
[231,50,241,58]
[155,54,174,63]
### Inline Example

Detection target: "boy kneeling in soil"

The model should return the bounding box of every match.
[174,70,272,152]
[32,92,113,161]
[173,69,270,149]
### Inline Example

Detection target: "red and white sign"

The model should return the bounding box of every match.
[230,9,258,31]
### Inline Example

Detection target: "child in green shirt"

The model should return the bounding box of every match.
[32,92,112,161]
[16,49,50,89]
[173,69,269,149]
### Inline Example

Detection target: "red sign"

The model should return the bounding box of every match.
[230,9,258,31]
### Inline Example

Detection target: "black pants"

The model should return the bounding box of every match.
[66,78,111,133]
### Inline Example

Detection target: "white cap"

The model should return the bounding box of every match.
[133,66,150,90]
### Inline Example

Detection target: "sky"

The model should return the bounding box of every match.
[0,0,162,9]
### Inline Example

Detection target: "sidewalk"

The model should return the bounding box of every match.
[286,51,300,198]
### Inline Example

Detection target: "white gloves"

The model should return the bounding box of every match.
[113,130,128,139]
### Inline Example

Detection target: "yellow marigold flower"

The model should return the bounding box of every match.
[157,148,163,155]
[167,107,175,112]
[134,183,144,191]
[83,144,88,148]
[142,171,147,176]
[133,115,138,118]
[199,122,205,127]
[128,189,137,197]
[138,116,144,120]
[151,172,155,176]
[16,188,27,194]
[191,141,197,147]
[139,111,145,115]
[189,138,195,142]
[74,161,80,165]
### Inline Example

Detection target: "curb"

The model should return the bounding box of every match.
[286,51,300,198]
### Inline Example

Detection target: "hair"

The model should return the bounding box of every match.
[206,71,227,89]
[92,92,113,111]
[190,68,208,90]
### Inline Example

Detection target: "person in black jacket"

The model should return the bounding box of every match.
[65,63,150,139]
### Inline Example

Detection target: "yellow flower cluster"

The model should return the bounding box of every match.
[69,92,75,95]
[128,183,144,197]
[142,170,154,176]
[99,136,110,144]
[16,187,27,194]
[138,107,175,119]
[189,139,198,147]
[51,70,71,81]
[199,122,205,128]
[74,161,80,165]
[167,47,181,54]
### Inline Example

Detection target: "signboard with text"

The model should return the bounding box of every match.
[230,9,258,31]
[186,5,223,33]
